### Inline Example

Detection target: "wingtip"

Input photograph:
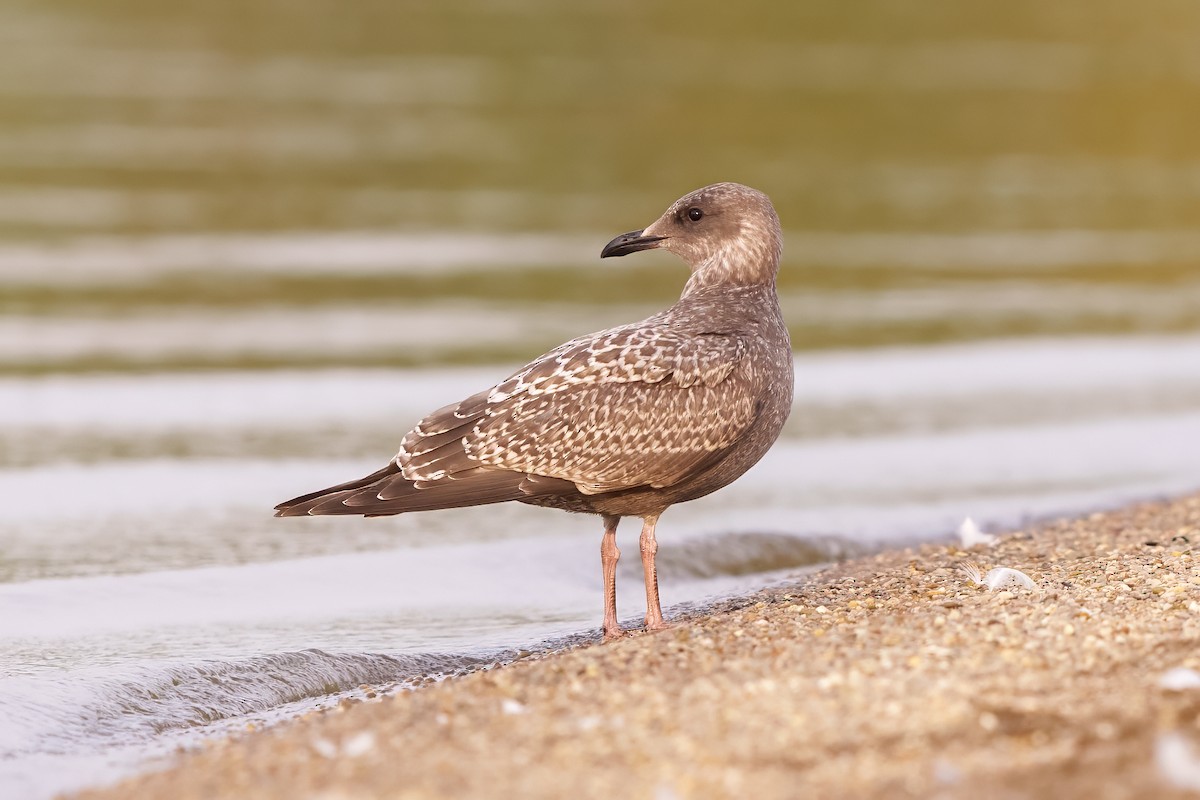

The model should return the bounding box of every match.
[274,502,317,517]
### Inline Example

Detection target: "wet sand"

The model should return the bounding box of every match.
[77,494,1200,800]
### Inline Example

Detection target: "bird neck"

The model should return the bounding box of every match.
[681,245,780,298]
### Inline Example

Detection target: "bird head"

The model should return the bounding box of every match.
[600,182,782,286]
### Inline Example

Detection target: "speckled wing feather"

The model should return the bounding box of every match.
[276,182,793,519]
[395,322,754,496]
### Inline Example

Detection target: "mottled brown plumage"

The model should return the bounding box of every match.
[276,182,794,640]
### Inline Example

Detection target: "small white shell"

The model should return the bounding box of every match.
[1157,733,1200,791]
[342,731,377,758]
[983,567,1036,591]
[958,517,997,548]
[311,737,338,759]
[1159,668,1200,692]
[959,560,1035,591]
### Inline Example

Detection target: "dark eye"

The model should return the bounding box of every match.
[687,207,703,222]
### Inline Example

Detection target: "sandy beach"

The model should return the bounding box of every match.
[76,494,1200,800]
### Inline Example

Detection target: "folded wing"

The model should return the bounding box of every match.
[276,322,755,516]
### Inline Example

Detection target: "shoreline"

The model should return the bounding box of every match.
[77,493,1200,799]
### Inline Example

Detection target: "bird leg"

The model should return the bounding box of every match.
[639,513,668,632]
[600,514,623,642]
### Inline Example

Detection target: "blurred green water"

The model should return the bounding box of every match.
[1,0,1199,371]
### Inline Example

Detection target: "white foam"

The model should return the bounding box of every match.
[0,232,595,285]
[3,229,1200,285]
[0,303,646,363]
[4,334,1199,430]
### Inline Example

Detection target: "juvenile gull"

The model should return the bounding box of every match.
[276,182,794,641]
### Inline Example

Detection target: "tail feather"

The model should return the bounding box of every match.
[274,462,575,518]
[273,462,402,516]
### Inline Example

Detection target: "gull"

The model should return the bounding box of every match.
[276,183,794,641]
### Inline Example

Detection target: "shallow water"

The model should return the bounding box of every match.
[3,337,1200,797]
[4,1,1200,372]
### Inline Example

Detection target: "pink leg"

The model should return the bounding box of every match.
[639,514,668,631]
[600,515,622,642]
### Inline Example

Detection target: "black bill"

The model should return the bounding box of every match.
[600,229,667,258]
